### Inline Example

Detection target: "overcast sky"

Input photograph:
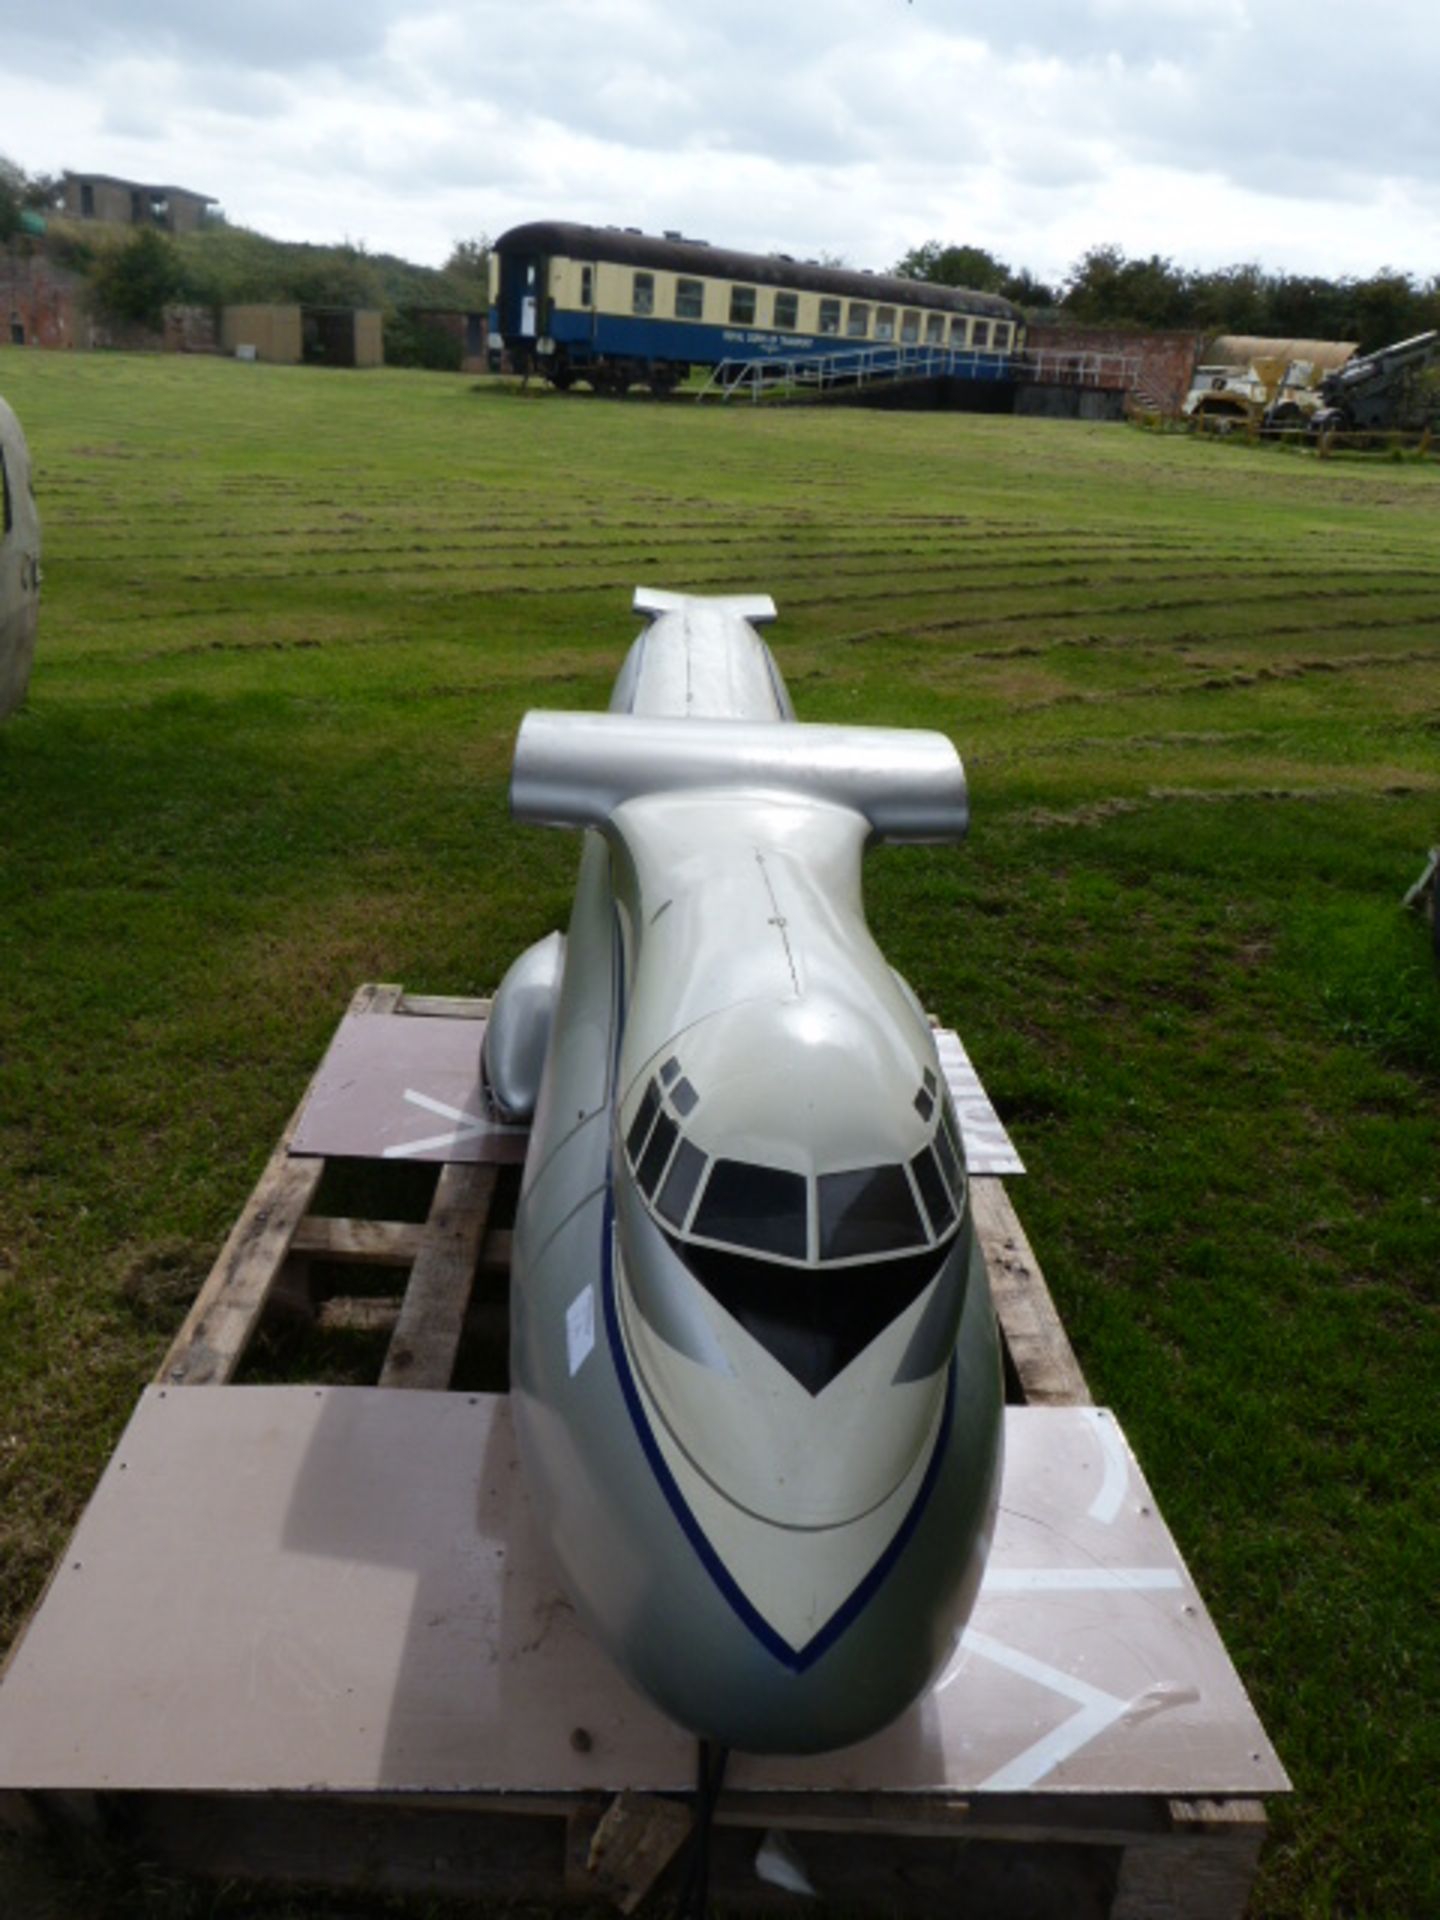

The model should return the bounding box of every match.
[4,1,1438,285]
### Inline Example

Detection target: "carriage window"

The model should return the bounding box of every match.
[925,312,945,345]
[693,1159,807,1260]
[656,1137,707,1228]
[900,310,921,343]
[676,278,704,320]
[579,266,593,308]
[874,307,896,341]
[774,291,798,329]
[818,298,841,335]
[994,321,1011,350]
[670,1076,699,1117]
[950,316,968,346]
[632,273,655,316]
[972,319,991,348]
[846,302,869,338]
[729,285,757,324]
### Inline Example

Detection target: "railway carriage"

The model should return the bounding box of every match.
[492,221,1025,395]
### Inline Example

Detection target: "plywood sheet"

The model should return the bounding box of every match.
[291,1008,1021,1175]
[290,1012,527,1164]
[0,1391,1285,1798]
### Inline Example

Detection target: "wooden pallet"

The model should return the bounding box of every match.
[5,983,1272,1918]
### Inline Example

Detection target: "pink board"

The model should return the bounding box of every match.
[290,1012,527,1164]
[0,1389,1286,1799]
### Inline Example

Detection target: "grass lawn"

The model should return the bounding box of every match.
[0,349,1436,1919]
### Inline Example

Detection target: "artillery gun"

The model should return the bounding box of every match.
[1307,330,1440,436]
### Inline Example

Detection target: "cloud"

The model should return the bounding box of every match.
[2,0,1438,281]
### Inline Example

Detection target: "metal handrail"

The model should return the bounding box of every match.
[1012,349,1142,391]
[694,342,1012,403]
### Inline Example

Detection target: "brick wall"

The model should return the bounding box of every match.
[1,249,85,349]
[1024,325,1203,413]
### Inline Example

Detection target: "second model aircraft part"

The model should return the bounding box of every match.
[481,932,566,1123]
[507,587,1003,1755]
[511,711,969,843]
[0,395,41,722]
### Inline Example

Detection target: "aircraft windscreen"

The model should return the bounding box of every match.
[693,1159,808,1260]
[818,1164,926,1259]
[622,1065,968,1393]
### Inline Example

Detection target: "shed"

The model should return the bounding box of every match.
[220,306,383,368]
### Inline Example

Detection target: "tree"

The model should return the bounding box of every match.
[89,227,185,327]
[1061,245,1190,327]
[0,154,24,242]
[999,266,1057,309]
[893,239,1010,293]
[444,236,490,285]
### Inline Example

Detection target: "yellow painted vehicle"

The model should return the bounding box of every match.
[1182,336,1356,433]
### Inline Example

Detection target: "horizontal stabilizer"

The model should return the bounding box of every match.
[633,586,778,628]
[511,711,967,843]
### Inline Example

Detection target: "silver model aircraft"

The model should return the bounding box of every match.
[0,394,40,721]
[487,589,1003,1754]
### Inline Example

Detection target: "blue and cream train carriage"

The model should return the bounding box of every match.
[492,220,1026,396]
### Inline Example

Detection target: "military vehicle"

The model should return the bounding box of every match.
[0,394,40,719]
[1183,336,1356,433]
[487,588,1003,1756]
[1308,331,1440,436]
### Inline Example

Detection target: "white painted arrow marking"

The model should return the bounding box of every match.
[382,1088,489,1159]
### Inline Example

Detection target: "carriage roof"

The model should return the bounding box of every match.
[495,222,1022,322]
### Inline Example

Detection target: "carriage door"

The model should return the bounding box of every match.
[501,251,543,339]
[520,257,541,337]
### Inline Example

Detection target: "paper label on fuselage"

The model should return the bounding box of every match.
[566,1285,596,1376]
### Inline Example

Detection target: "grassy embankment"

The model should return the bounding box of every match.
[0,349,1436,1918]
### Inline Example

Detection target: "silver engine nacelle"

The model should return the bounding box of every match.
[481,931,565,1122]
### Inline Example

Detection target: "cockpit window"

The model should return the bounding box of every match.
[933,1110,963,1197]
[626,1081,660,1164]
[627,1057,963,1271]
[637,1109,679,1198]
[818,1164,927,1260]
[910,1145,955,1237]
[693,1159,808,1261]
[656,1136,706,1227]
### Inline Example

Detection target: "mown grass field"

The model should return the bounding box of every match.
[0,349,1436,1919]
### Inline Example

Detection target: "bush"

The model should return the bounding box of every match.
[383,310,464,371]
[90,228,184,327]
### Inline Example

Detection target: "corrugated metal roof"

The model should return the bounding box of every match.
[1209,335,1357,370]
